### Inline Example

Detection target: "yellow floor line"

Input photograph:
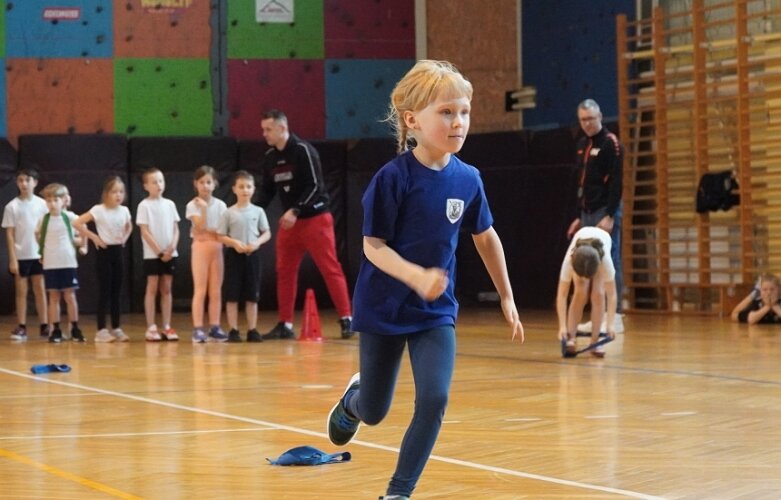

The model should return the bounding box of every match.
[0,447,143,500]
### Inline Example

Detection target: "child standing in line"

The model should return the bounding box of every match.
[217,170,271,343]
[326,60,524,500]
[186,166,228,343]
[73,176,133,342]
[136,167,180,342]
[36,183,84,343]
[2,168,49,341]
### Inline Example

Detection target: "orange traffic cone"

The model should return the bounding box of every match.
[299,288,323,342]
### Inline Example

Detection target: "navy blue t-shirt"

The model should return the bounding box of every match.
[352,150,494,335]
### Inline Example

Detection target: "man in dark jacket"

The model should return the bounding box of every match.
[257,109,354,340]
[567,99,625,330]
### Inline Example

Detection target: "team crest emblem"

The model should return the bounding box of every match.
[446,199,464,224]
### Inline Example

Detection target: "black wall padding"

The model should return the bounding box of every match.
[455,164,580,309]
[457,130,529,168]
[128,137,238,313]
[344,138,397,289]
[17,134,129,316]
[0,139,18,315]
[527,127,578,165]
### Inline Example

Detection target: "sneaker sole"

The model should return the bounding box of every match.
[327,372,361,445]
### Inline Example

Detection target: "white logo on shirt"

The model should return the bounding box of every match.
[446,199,464,224]
[590,148,601,156]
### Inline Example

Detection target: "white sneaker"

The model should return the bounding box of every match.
[578,320,607,333]
[578,316,624,334]
[576,321,592,333]
[145,324,162,342]
[95,328,114,343]
[613,315,625,334]
[112,328,130,342]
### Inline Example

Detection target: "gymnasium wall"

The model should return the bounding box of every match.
[521,0,635,129]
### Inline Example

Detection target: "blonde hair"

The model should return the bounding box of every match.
[41,183,67,199]
[760,273,780,289]
[386,60,473,153]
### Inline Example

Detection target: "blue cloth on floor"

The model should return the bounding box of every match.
[30,364,72,374]
[266,446,351,466]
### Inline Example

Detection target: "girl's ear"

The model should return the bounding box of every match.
[403,110,418,130]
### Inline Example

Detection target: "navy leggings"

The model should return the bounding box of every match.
[345,325,455,497]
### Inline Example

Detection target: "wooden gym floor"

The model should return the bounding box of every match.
[1,309,780,499]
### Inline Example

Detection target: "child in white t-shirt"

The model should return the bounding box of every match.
[136,168,181,342]
[36,183,84,343]
[556,226,618,357]
[1,168,49,341]
[74,176,133,342]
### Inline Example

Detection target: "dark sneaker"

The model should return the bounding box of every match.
[339,317,355,339]
[379,496,410,500]
[246,329,262,343]
[262,322,295,340]
[191,328,207,343]
[71,327,86,343]
[327,373,361,446]
[208,326,228,342]
[227,329,243,343]
[40,324,50,338]
[10,326,27,341]
[49,328,63,343]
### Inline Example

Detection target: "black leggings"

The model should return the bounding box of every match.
[96,245,124,330]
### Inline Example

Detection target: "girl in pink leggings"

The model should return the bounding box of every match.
[186,166,228,343]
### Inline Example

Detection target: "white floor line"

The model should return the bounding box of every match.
[0,367,664,499]
[0,428,273,441]
[660,411,697,417]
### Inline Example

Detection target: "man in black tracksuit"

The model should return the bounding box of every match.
[567,99,625,325]
[256,109,354,340]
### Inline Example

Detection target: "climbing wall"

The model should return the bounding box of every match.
[228,59,325,140]
[114,58,212,136]
[0,3,5,138]
[0,0,416,144]
[228,0,324,59]
[5,1,113,58]
[114,0,211,58]
[6,59,114,137]
[0,11,5,138]
[324,59,414,139]
[226,0,415,140]
[324,0,415,58]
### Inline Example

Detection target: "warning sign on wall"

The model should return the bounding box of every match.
[256,0,294,23]
[42,8,81,20]
[140,0,193,13]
